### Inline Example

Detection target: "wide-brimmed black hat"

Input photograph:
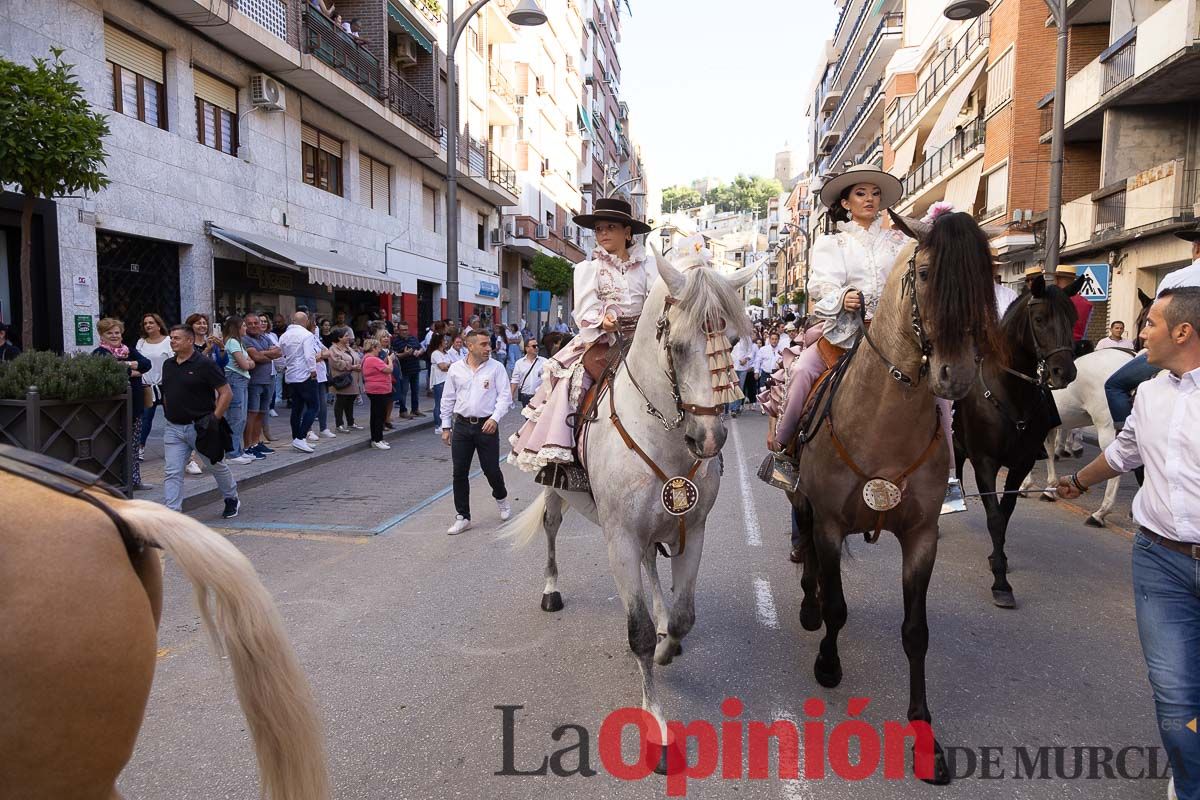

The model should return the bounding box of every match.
[573,198,652,235]
[1175,223,1200,242]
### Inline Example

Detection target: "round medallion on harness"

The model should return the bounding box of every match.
[863,478,902,512]
[662,476,699,516]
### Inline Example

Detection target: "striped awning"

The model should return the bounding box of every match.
[387,3,434,54]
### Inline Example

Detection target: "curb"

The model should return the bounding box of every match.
[180,417,437,511]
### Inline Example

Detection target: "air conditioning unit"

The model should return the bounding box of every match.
[490,228,504,245]
[249,74,286,111]
[535,224,549,239]
[504,222,515,236]
[395,37,420,68]
[563,224,576,240]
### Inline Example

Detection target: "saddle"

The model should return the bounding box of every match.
[0,443,147,555]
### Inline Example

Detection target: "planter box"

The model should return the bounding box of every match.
[0,387,133,497]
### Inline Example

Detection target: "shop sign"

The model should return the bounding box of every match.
[246,263,294,291]
[477,280,500,298]
[74,314,94,347]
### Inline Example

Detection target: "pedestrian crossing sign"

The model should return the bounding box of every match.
[1074,263,1109,301]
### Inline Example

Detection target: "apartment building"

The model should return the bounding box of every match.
[581,0,636,236]
[0,0,533,350]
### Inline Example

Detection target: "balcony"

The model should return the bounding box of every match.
[488,67,519,125]
[304,10,381,98]
[488,151,518,195]
[1101,30,1137,93]
[387,68,438,136]
[900,116,986,200]
[888,14,989,143]
[510,215,587,263]
[831,0,874,81]
[832,12,904,94]
[830,78,883,162]
[818,118,842,154]
[230,0,286,40]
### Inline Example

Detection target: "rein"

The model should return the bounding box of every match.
[982,296,1073,432]
[859,251,933,387]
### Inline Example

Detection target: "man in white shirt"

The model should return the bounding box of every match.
[1058,287,1200,800]
[730,335,757,417]
[440,329,512,535]
[278,312,320,453]
[1106,227,1200,429]
[755,333,782,378]
[1095,320,1134,350]
[510,340,547,407]
[994,275,1019,319]
[779,322,796,350]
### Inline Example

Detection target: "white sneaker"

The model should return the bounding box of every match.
[497,499,512,521]
[336,425,350,433]
[320,428,337,438]
[306,431,319,442]
[291,438,315,453]
[350,423,364,430]
[1168,776,1177,800]
[447,515,472,535]
[228,454,256,465]
[370,440,391,450]
[185,460,202,475]
[268,409,278,417]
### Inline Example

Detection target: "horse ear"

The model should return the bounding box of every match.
[652,246,687,296]
[1031,275,1047,298]
[888,209,931,244]
[1138,288,1153,308]
[1065,274,1086,298]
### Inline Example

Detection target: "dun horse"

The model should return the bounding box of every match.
[0,447,328,799]
[508,251,754,766]
[953,273,1081,607]
[788,211,1001,785]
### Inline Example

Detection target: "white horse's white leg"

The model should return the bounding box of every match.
[1087,422,1120,527]
[1041,429,1060,499]
[607,533,664,747]
[540,491,566,612]
[654,525,704,666]
[643,548,670,639]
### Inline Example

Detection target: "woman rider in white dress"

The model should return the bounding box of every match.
[509,198,657,472]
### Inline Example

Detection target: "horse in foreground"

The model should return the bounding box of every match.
[508,250,754,766]
[789,211,1001,785]
[0,446,328,799]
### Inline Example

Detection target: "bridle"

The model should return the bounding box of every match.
[980,294,1073,431]
[859,249,935,387]
[623,295,730,431]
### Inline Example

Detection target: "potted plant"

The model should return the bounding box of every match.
[0,351,133,495]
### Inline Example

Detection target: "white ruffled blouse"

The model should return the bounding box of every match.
[571,244,659,344]
[807,218,910,347]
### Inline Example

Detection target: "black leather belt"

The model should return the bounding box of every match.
[1140,527,1200,560]
[454,414,486,425]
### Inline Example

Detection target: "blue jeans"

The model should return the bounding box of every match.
[394,371,420,414]
[288,378,319,441]
[1133,530,1200,799]
[316,380,328,431]
[433,382,445,428]
[162,420,237,512]
[732,370,748,413]
[225,373,248,457]
[1105,352,1159,429]
[272,371,282,409]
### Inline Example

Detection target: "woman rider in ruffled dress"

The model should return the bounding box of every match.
[509,198,657,473]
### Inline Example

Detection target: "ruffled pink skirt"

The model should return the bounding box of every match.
[508,337,594,472]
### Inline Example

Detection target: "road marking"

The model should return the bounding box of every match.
[753,577,779,629]
[773,709,811,799]
[156,647,172,659]
[731,424,763,547]
[219,529,371,543]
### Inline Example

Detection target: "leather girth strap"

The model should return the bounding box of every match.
[607,382,701,559]
[825,409,943,544]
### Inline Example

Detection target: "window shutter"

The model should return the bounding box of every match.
[372,162,390,212]
[105,23,164,84]
[194,70,237,113]
[301,122,320,148]
[318,132,342,157]
[359,156,373,207]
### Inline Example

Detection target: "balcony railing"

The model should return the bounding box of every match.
[901,116,985,199]
[304,10,382,98]
[1102,29,1137,94]
[1095,189,1127,231]
[888,14,989,142]
[858,135,882,165]
[387,68,438,135]
[488,151,518,195]
[489,68,516,104]
[1040,99,1054,136]
[232,0,287,40]
[832,78,883,160]
[1184,168,1200,209]
[828,13,902,128]
[831,0,875,83]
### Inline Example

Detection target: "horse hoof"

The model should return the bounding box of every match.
[814,657,842,688]
[919,747,952,786]
[992,589,1017,609]
[654,636,680,666]
[1039,493,1056,503]
[653,744,671,776]
[1085,516,1105,528]
[799,603,823,632]
[540,592,564,612]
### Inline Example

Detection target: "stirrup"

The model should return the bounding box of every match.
[940,477,966,515]
[757,451,800,493]
[535,463,592,493]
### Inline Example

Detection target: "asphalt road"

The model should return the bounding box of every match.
[118,411,1166,799]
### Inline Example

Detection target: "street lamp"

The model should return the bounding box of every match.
[944,0,1066,272]
[444,0,546,322]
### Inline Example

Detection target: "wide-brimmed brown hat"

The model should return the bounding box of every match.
[1174,223,1200,242]
[819,164,904,210]
[573,197,652,235]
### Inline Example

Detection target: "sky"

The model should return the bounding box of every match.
[618,0,837,191]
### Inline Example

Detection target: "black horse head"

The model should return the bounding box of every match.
[1004,274,1081,389]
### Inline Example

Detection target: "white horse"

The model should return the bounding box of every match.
[1022,348,1134,525]
[507,250,754,765]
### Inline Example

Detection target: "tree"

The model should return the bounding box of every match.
[527,253,574,298]
[747,297,763,307]
[662,185,702,213]
[0,51,110,349]
[708,175,783,215]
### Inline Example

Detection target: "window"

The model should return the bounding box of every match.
[985,48,1014,117]
[105,23,166,129]
[301,123,343,196]
[358,154,390,212]
[194,70,238,155]
[983,163,1009,220]
[545,210,555,232]
[423,185,439,230]
[477,213,488,250]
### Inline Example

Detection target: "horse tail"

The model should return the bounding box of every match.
[501,490,548,549]
[118,500,329,800]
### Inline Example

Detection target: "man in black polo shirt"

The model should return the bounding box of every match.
[161,324,240,517]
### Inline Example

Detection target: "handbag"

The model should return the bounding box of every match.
[330,371,353,390]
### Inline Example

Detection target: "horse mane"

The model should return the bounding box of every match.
[668,266,755,342]
[924,211,1002,359]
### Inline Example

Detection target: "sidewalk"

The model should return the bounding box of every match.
[135,407,437,511]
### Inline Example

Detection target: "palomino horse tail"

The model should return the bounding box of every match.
[118,500,329,800]
[501,489,548,548]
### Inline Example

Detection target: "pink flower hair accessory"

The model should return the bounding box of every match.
[921,201,956,225]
